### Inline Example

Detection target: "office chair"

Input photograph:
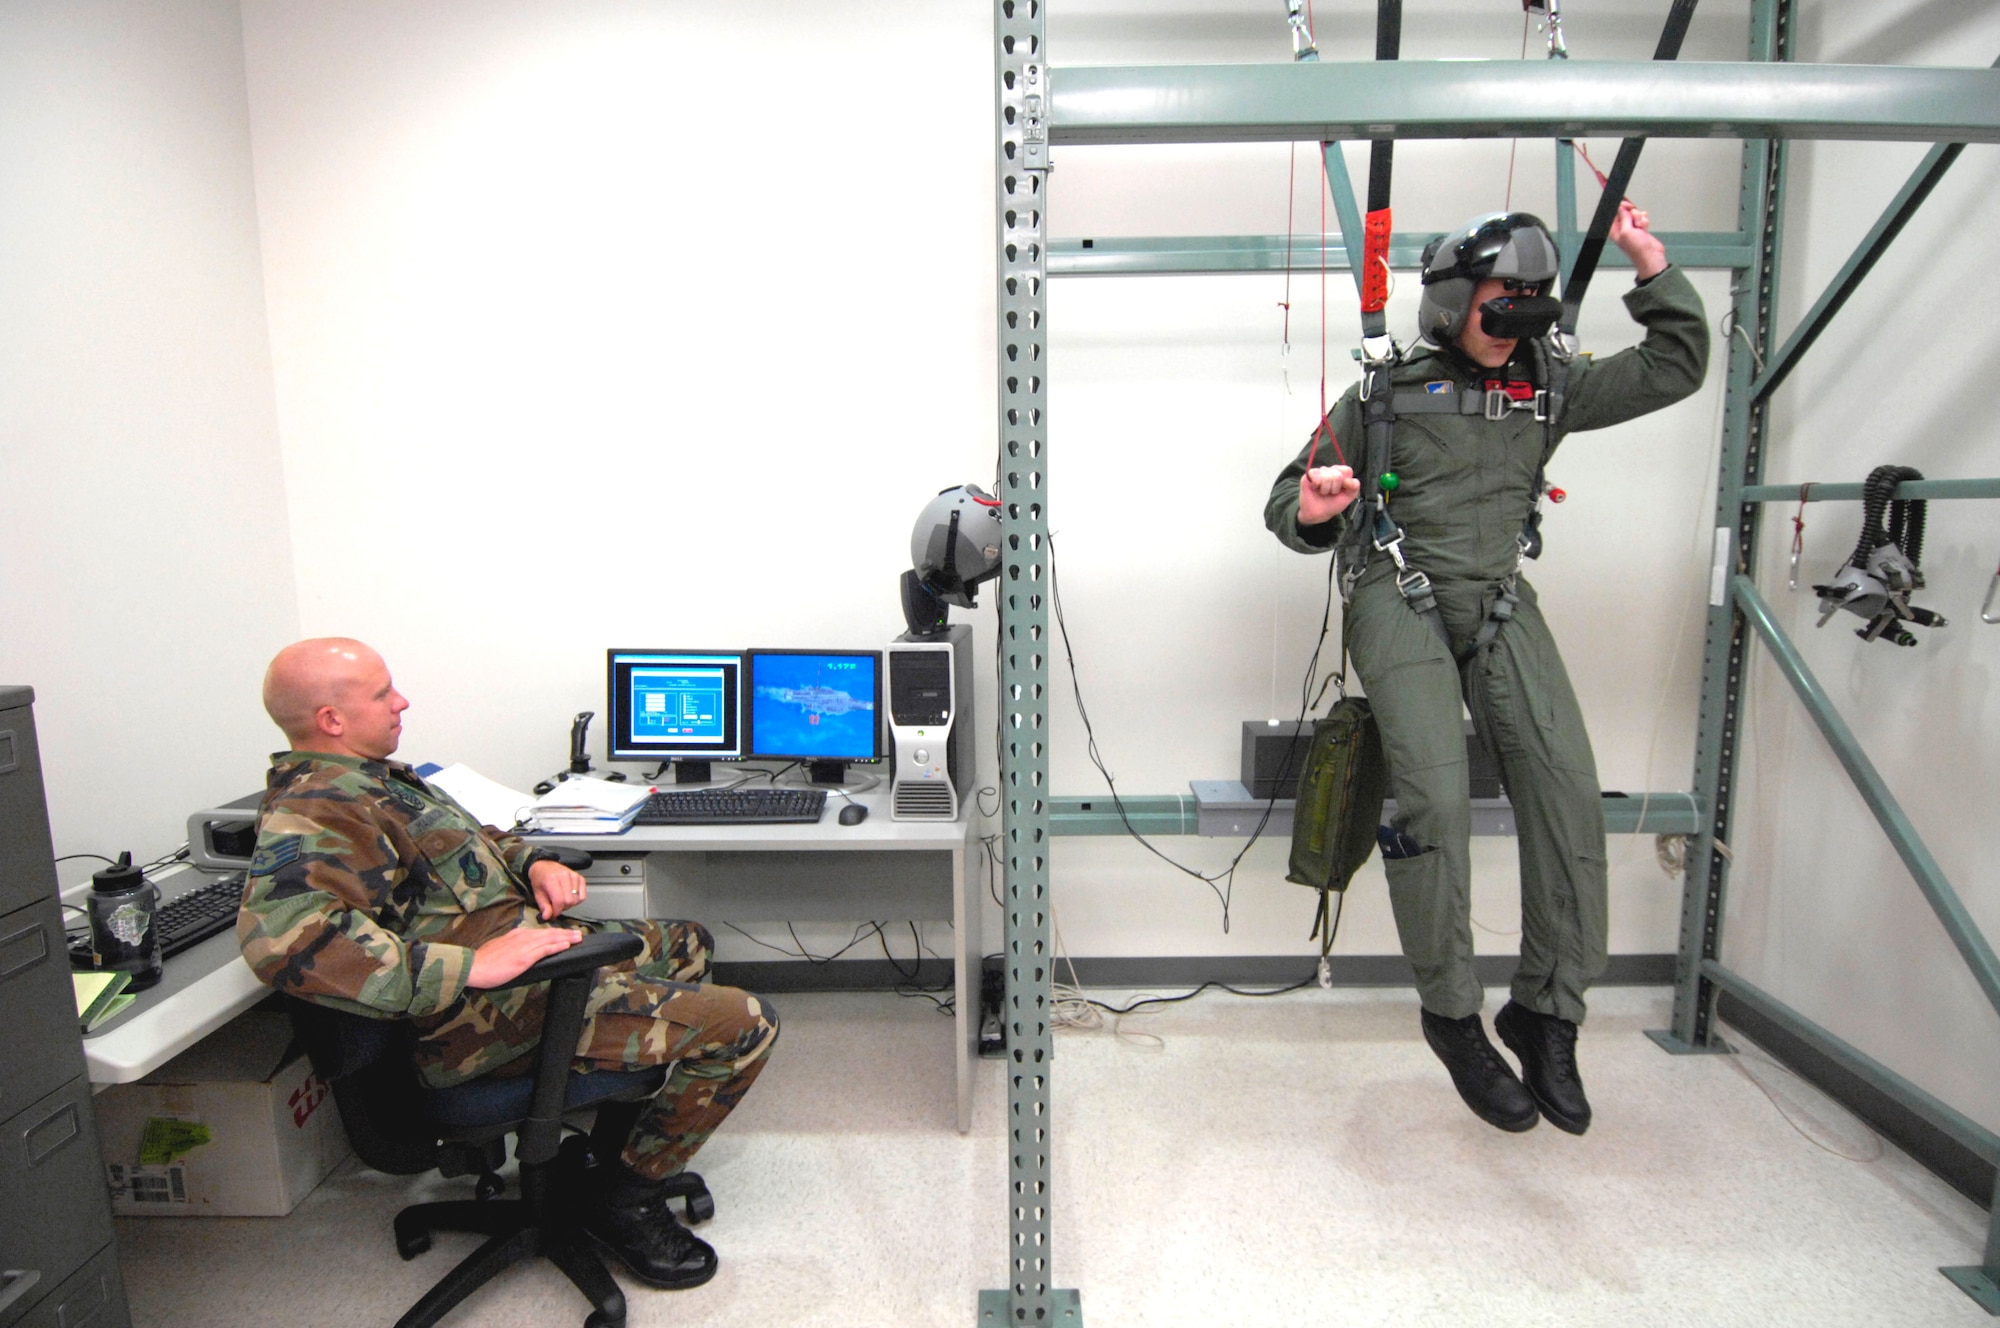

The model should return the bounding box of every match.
[286,927,713,1328]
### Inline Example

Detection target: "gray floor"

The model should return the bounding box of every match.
[114,986,1992,1327]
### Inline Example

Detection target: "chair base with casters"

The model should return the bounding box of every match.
[287,929,713,1328]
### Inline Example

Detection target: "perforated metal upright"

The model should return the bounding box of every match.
[980,0,1079,1324]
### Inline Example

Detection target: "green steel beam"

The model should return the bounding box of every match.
[1750,53,1998,403]
[1046,793,1700,836]
[1699,961,2000,1310]
[1669,0,1791,1055]
[1048,60,2000,146]
[1046,231,1750,277]
[1732,576,2000,1021]
[991,0,1069,1322]
[1049,795,1198,837]
[1320,141,1368,298]
[1750,140,1966,402]
[1555,140,1580,289]
[1701,960,2000,1164]
[1741,478,2000,503]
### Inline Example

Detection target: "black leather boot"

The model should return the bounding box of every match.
[1420,1008,1539,1133]
[584,1166,719,1290]
[1495,1000,1591,1135]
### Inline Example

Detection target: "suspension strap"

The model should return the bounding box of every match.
[1554,0,1700,350]
[1337,0,1403,600]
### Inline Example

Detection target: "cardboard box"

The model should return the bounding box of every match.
[94,1010,350,1216]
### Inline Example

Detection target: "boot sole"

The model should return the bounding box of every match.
[1494,1015,1592,1136]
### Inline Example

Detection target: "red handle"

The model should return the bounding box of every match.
[1360,208,1392,314]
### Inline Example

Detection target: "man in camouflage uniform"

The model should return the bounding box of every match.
[1266,203,1707,1135]
[239,637,778,1290]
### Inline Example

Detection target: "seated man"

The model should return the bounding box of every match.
[238,637,778,1291]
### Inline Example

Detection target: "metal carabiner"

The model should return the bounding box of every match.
[1982,561,2000,624]
[1788,483,1813,593]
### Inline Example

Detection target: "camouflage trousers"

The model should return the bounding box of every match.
[574,919,779,1180]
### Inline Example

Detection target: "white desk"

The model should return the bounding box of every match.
[79,796,984,1132]
[535,788,982,1133]
[71,869,268,1086]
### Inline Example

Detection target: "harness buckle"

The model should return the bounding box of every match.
[1533,388,1550,422]
[1484,388,1510,421]
[1395,566,1435,607]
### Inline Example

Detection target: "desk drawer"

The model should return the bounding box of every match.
[0,703,59,920]
[0,1078,116,1318]
[0,898,85,1122]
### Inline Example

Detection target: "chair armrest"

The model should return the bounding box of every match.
[510,929,645,1166]
[489,930,642,993]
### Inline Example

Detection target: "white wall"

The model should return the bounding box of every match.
[7,0,1994,1143]
[0,0,296,881]
[232,0,1745,973]
[1723,5,2000,1132]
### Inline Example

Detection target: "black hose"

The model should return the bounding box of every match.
[1850,464,1926,570]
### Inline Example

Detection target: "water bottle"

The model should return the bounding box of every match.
[87,851,163,990]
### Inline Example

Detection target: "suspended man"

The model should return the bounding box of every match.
[1265,204,1708,1134]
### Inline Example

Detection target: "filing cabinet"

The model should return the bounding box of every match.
[0,689,128,1328]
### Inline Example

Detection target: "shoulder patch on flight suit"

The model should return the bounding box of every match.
[1424,381,1452,394]
[249,835,302,877]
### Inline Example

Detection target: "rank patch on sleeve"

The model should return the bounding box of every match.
[1425,381,1451,394]
[249,835,302,877]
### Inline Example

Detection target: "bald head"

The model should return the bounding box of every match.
[263,638,409,759]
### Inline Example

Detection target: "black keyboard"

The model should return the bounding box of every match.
[158,874,247,958]
[632,787,827,826]
[69,873,245,969]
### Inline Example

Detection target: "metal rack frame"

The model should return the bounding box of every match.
[987,0,2000,1319]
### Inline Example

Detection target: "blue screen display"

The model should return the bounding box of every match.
[747,652,879,761]
[629,665,728,743]
[606,650,742,761]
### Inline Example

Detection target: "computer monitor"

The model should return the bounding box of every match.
[605,649,743,783]
[745,648,883,784]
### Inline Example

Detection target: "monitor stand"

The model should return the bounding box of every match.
[807,760,849,786]
[674,760,713,784]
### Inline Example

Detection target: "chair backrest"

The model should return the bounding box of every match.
[283,995,498,1178]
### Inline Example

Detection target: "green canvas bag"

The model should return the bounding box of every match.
[1285,694,1390,957]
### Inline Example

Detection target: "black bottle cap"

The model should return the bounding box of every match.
[92,850,145,894]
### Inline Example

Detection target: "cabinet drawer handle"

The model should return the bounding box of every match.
[54,1268,110,1327]
[0,1269,42,1316]
[25,1103,80,1166]
[0,923,49,983]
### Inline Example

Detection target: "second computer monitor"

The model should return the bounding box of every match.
[745,648,882,783]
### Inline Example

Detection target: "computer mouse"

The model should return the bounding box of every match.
[838,803,869,826]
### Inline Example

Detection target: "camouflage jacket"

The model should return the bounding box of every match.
[238,751,566,1086]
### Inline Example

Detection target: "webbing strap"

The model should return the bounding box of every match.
[1556,0,1700,340]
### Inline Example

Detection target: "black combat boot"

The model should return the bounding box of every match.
[1419,1008,1539,1133]
[584,1165,719,1290]
[1494,999,1591,1135]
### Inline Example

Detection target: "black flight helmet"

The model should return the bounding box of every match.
[1417,212,1562,346]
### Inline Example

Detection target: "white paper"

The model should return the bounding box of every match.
[530,775,650,817]
[425,763,538,829]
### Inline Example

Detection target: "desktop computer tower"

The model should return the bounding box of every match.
[886,624,973,821]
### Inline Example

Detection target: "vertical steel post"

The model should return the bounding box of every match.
[982,1,1078,1324]
[1655,0,1792,1055]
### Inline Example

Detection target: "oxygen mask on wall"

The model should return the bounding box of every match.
[1812,465,1948,647]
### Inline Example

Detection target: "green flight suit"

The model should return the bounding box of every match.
[1265,267,1708,1023]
